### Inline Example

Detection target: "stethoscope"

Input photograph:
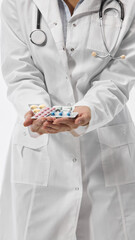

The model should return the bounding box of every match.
[92,0,125,60]
[30,9,47,46]
[30,0,125,60]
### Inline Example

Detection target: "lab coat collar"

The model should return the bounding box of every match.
[32,0,101,26]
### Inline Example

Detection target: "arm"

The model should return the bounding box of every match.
[0,0,51,122]
[73,16,135,134]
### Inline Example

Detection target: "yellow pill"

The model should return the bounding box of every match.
[33,109,40,113]
[39,104,46,109]
[30,105,38,109]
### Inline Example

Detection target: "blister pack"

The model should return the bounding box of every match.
[28,104,78,119]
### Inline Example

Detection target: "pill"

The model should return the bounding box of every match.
[59,112,63,116]
[51,111,55,116]
[39,104,46,109]
[30,105,38,110]
[33,108,40,113]
[67,112,71,116]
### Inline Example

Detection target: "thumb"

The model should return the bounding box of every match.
[23,110,34,127]
[75,113,89,126]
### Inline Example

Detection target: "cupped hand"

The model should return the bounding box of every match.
[23,106,91,135]
[53,106,91,126]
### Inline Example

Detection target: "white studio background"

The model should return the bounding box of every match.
[0,0,17,192]
[0,0,135,192]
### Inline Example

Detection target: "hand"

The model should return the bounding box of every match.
[23,110,56,134]
[23,106,91,135]
[52,105,91,126]
[23,111,78,134]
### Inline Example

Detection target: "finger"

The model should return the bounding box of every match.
[74,113,89,126]
[38,127,58,134]
[30,118,46,132]
[23,110,34,127]
[46,116,56,122]
[53,117,74,125]
[38,124,71,134]
[52,119,79,130]
[44,121,76,131]
[43,121,61,130]
[45,125,71,133]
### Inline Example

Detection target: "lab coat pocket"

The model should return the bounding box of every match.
[11,123,50,186]
[97,122,135,187]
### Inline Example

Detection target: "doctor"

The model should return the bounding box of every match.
[1,0,135,239]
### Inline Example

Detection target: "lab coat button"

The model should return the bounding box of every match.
[63,46,66,51]
[73,23,77,27]
[71,48,74,51]
[54,22,58,26]
[75,187,79,191]
[73,158,77,162]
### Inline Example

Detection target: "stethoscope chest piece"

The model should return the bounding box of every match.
[30,29,47,46]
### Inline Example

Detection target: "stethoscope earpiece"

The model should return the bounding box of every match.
[91,51,126,60]
[91,52,97,57]
[120,55,126,59]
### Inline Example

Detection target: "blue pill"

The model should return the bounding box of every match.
[59,112,63,116]
[51,111,55,116]
[67,112,71,116]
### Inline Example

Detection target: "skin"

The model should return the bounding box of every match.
[63,0,80,15]
[23,106,91,135]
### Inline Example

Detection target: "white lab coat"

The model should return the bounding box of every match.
[1,0,135,239]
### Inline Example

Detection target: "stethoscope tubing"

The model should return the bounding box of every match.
[37,9,41,29]
[97,0,125,59]
[99,0,125,20]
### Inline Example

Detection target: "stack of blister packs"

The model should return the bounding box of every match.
[29,104,78,119]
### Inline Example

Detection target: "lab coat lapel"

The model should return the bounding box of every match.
[32,0,69,72]
[32,0,65,46]
[31,0,75,103]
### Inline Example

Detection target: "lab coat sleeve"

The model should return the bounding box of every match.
[0,0,51,124]
[73,17,135,136]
